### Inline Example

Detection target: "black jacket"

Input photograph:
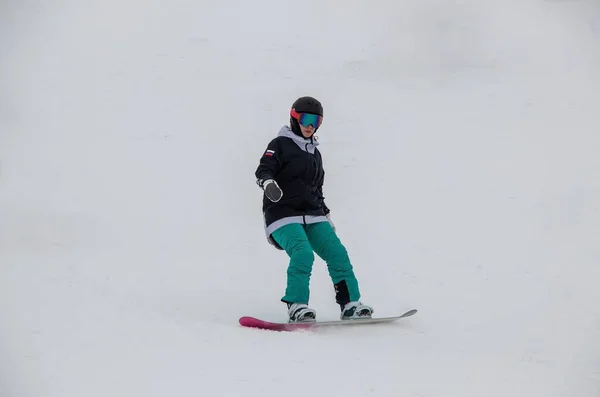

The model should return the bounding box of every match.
[255,125,330,231]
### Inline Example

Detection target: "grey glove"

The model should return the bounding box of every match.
[326,213,336,232]
[261,179,283,202]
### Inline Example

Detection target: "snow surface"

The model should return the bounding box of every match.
[2,0,600,396]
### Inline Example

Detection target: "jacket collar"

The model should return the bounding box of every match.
[277,125,319,153]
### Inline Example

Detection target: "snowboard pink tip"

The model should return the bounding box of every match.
[239,316,314,331]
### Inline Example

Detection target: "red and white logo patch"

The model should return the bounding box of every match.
[264,149,275,157]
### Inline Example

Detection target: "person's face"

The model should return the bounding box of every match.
[300,124,315,138]
[293,111,322,138]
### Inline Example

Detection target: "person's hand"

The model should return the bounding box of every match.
[261,179,283,202]
[326,213,336,232]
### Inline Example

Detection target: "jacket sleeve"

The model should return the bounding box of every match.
[255,138,281,186]
[318,186,330,215]
[317,173,331,215]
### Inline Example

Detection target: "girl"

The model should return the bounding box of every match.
[255,96,374,323]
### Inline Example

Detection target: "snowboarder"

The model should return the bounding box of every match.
[255,96,374,323]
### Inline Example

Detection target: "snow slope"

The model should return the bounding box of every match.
[1,1,600,396]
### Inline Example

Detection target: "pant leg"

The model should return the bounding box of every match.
[304,221,361,307]
[271,223,315,305]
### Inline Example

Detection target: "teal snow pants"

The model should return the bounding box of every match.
[271,221,361,307]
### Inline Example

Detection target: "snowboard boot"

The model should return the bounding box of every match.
[287,303,317,323]
[340,301,373,320]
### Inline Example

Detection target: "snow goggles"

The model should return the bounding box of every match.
[291,109,323,128]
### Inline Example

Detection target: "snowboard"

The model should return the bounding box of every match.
[239,309,417,332]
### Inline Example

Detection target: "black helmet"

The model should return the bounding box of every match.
[289,96,323,137]
[291,96,323,116]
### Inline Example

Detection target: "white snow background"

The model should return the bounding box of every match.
[1,0,600,396]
